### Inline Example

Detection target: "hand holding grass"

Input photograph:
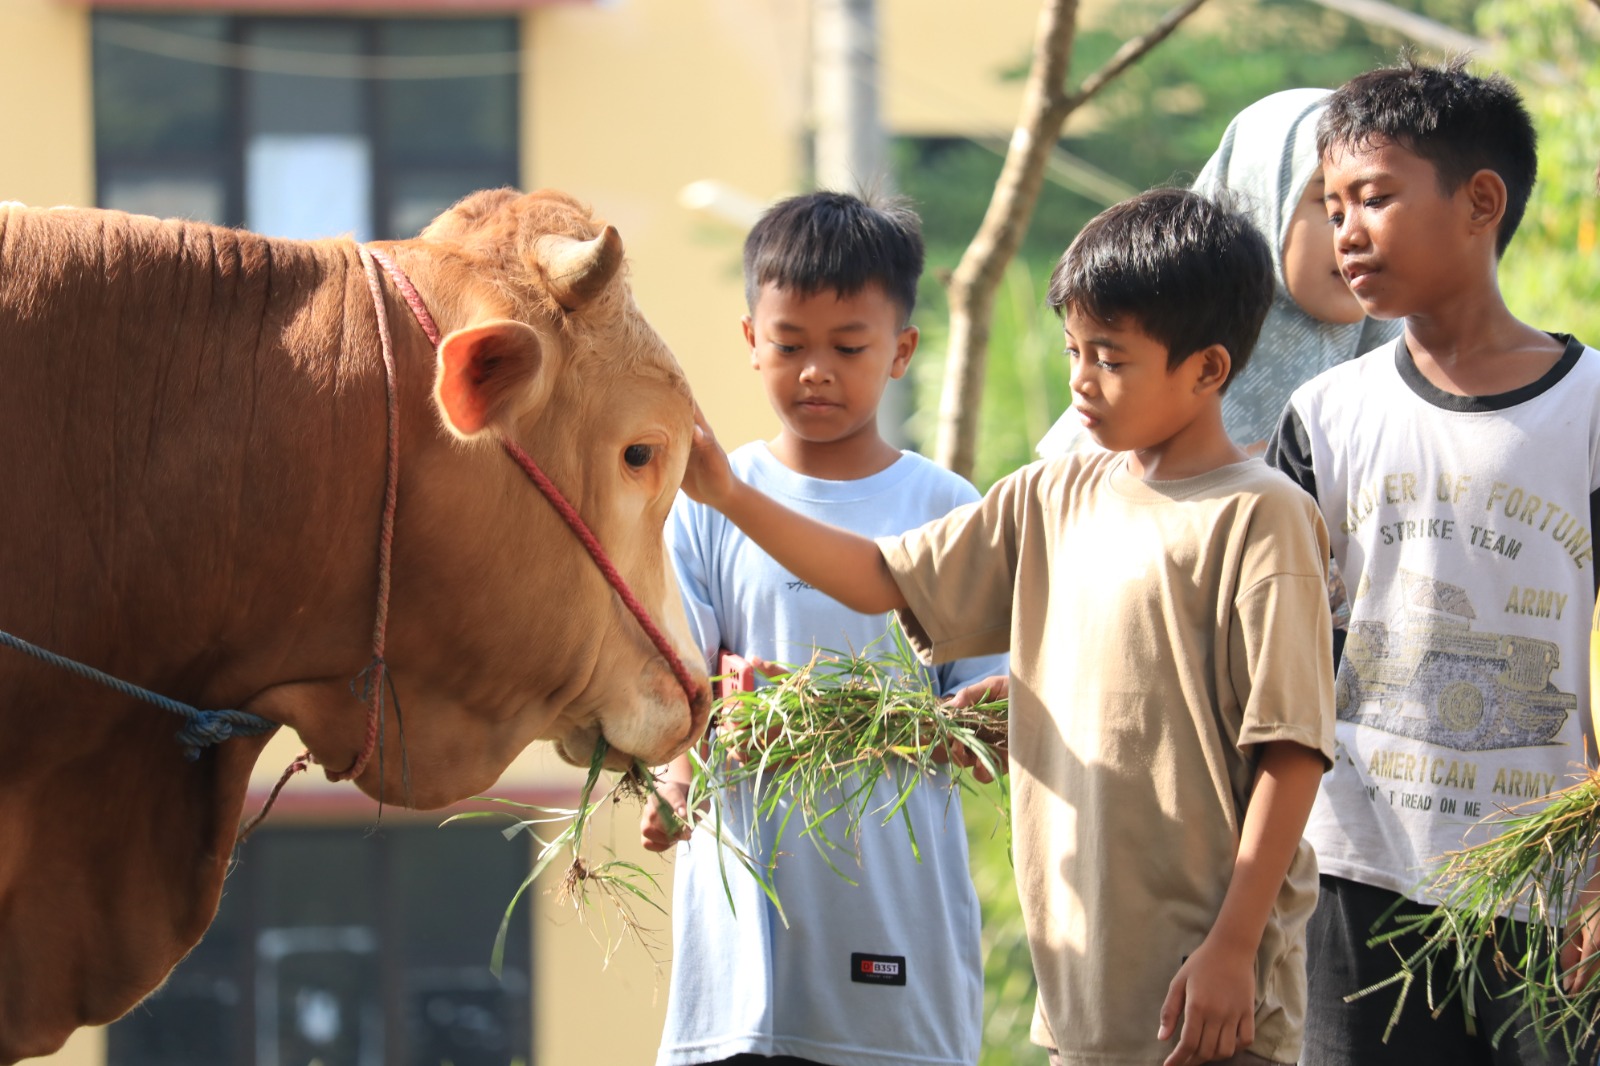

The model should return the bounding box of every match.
[1561,866,1600,995]
[639,764,694,852]
[934,674,1009,785]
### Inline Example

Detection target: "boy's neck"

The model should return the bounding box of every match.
[767,429,902,482]
[1124,406,1249,482]
[1403,290,1564,397]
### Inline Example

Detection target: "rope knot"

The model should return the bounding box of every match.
[175,709,275,762]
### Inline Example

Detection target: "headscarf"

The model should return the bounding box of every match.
[1036,88,1401,457]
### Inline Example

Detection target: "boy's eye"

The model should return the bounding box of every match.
[624,443,654,469]
[1064,347,1079,361]
[836,345,866,356]
[1097,360,1121,371]
[773,343,801,354]
[1362,196,1385,209]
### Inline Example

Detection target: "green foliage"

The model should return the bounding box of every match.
[966,796,1038,1061]
[898,0,1485,493]
[1477,0,1600,342]
[908,259,1071,490]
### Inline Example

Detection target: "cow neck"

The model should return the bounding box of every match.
[299,245,401,786]
[243,244,406,838]
[362,245,702,709]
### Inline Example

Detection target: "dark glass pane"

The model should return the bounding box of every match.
[388,168,516,239]
[105,861,247,1065]
[378,20,519,163]
[244,21,365,137]
[92,14,230,156]
[395,826,533,1066]
[253,827,377,928]
[107,824,534,1066]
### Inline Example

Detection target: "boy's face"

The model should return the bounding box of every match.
[744,281,916,449]
[1064,309,1215,455]
[1320,138,1479,321]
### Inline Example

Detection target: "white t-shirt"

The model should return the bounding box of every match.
[1272,335,1600,905]
[657,443,1007,1066]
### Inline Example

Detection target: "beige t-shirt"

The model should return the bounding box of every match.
[879,451,1336,1066]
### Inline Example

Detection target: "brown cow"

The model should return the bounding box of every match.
[0,189,711,1061]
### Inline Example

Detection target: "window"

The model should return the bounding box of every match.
[107,824,534,1066]
[92,14,520,240]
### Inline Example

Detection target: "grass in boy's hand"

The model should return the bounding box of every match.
[1356,770,1600,1054]
[684,629,1010,882]
[458,628,1009,965]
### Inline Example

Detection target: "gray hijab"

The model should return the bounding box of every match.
[1193,87,1400,446]
[1036,88,1400,457]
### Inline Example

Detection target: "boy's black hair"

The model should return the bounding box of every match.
[743,191,924,324]
[1046,187,1272,388]
[1317,56,1538,257]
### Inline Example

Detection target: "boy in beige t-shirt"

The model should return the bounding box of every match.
[680,187,1337,1066]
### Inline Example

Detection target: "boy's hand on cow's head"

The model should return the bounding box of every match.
[679,403,737,508]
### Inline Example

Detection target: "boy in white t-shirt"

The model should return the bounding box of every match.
[1267,58,1600,1065]
[640,190,1006,1066]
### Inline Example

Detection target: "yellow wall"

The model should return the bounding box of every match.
[0,0,94,207]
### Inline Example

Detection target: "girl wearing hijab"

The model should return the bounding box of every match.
[1037,87,1401,458]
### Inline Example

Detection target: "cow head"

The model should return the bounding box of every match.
[277,189,712,808]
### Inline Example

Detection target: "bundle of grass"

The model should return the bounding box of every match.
[1356,770,1600,1055]
[457,628,1009,966]
[679,628,1010,895]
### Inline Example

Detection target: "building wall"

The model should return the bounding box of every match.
[2,2,1044,1062]
[0,0,94,208]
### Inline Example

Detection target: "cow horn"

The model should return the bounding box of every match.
[534,226,624,312]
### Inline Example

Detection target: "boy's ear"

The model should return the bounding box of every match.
[742,315,758,370]
[1190,343,1232,395]
[889,324,919,380]
[1464,168,1508,236]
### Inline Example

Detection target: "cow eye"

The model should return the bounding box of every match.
[624,443,654,469]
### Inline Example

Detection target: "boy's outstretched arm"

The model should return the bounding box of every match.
[1158,740,1324,1066]
[680,406,907,615]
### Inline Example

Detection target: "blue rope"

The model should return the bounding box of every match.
[0,628,279,760]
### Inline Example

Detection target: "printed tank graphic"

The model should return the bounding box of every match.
[1337,569,1576,751]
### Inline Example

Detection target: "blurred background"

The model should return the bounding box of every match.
[3,0,1594,1062]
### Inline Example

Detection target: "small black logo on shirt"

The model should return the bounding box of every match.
[850,952,906,986]
[784,580,815,592]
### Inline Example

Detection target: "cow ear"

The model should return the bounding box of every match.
[434,320,547,440]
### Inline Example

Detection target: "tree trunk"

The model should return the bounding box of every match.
[934,0,1213,478]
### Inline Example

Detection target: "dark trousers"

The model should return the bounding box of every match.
[1303,874,1600,1066]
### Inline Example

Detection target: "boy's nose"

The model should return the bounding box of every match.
[799,361,832,383]
[1335,216,1367,252]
